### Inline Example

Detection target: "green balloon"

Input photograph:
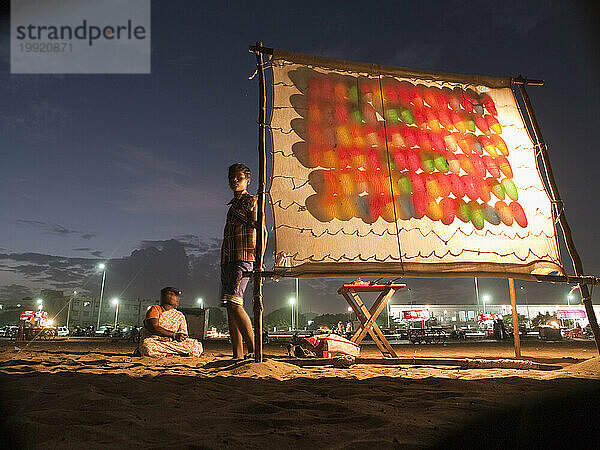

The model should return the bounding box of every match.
[466,118,476,132]
[471,205,485,230]
[434,155,449,172]
[456,202,471,222]
[501,178,518,201]
[385,108,400,124]
[348,86,359,104]
[421,152,435,173]
[400,109,415,124]
[398,175,412,195]
[490,181,505,200]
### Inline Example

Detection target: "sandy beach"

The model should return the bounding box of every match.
[1,338,599,449]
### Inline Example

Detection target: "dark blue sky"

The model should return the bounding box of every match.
[0,1,599,311]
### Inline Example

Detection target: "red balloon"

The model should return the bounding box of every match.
[423,88,439,109]
[482,155,500,178]
[337,146,351,168]
[510,201,528,228]
[435,88,449,110]
[367,147,382,171]
[392,148,408,170]
[469,154,487,179]
[410,85,425,108]
[475,115,490,134]
[435,172,452,197]
[440,197,457,225]
[383,85,399,103]
[410,172,426,194]
[396,81,413,105]
[497,156,513,178]
[417,129,433,151]
[449,173,465,198]
[476,177,491,202]
[401,126,418,148]
[411,191,428,218]
[429,132,447,153]
[406,149,421,172]
[479,93,497,116]
[462,175,479,200]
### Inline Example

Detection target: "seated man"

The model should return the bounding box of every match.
[137,287,203,357]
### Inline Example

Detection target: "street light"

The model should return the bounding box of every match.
[567,294,574,306]
[96,263,107,330]
[289,297,295,330]
[66,290,77,330]
[112,298,119,328]
[295,278,299,331]
[520,286,530,323]
[482,295,490,314]
[36,298,43,310]
[196,298,204,309]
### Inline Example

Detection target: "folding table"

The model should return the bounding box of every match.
[337,283,406,358]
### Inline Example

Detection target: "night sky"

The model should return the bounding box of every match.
[1,0,599,313]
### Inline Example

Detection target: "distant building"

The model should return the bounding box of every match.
[389,304,599,328]
[0,292,154,328]
[66,295,154,328]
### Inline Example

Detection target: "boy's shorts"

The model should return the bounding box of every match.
[220,261,254,306]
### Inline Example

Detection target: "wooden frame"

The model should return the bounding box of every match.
[338,284,406,358]
[249,45,600,359]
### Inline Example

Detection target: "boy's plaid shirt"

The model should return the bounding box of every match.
[221,193,257,264]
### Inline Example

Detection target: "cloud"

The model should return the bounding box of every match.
[73,248,104,257]
[15,219,97,240]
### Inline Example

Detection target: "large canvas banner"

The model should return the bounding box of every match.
[269,49,563,278]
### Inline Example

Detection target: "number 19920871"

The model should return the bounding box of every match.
[19,42,72,52]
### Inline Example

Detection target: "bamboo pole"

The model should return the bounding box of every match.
[251,42,267,363]
[508,278,521,358]
[516,81,600,355]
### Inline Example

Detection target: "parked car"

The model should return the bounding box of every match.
[57,326,69,336]
[0,325,18,338]
[95,326,113,336]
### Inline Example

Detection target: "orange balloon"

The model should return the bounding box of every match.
[494,201,513,226]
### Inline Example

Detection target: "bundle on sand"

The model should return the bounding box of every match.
[291,333,360,358]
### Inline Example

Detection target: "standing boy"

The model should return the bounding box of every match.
[220,163,260,359]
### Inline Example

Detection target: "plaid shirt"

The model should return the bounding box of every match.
[221,192,257,264]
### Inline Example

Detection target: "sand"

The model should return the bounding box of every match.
[1,338,600,449]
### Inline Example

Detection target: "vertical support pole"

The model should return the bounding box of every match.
[66,293,73,330]
[474,277,480,313]
[96,269,106,330]
[252,42,267,363]
[295,278,299,329]
[508,278,521,358]
[517,82,600,355]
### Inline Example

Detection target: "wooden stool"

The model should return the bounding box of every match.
[337,283,405,358]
